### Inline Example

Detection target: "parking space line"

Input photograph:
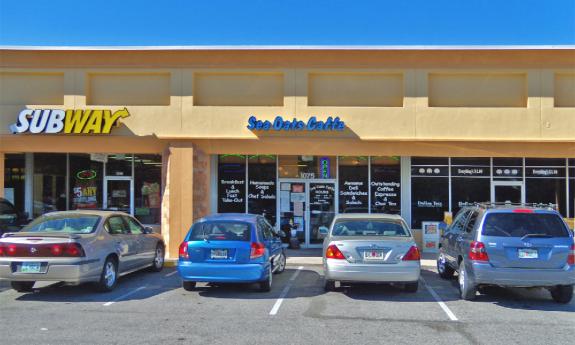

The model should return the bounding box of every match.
[165,271,178,277]
[269,266,304,316]
[103,286,147,307]
[421,278,459,321]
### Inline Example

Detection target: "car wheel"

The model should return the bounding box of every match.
[150,244,165,272]
[11,281,35,292]
[182,281,196,291]
[404,281,419,293]
[96,257,118,292]
[458,261,477,300]
[550,285,574,304]
[258,266,272,292]
[437,253,455,279]
[324,279,336,292]
[274,252,286,274]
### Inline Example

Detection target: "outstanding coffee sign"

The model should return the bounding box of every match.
[9,108,130,134]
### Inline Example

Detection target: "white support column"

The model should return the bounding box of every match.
[400,156,412,227]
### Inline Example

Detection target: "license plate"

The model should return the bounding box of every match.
[210,249,228,259]
[363,250,384,260]
[518,248,538,259]
[21,262,42,273]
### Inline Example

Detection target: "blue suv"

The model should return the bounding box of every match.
[177,214,287,292]
[437,204,575,303]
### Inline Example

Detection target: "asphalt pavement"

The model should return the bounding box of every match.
[0,259,573,345]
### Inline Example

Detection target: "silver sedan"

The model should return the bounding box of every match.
[0,210,165,292]
[322,214,421,292]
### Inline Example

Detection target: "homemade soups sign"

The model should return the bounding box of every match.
[10,108,130,134]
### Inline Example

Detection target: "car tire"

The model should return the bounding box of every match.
[458,261,477,301]
[404,281,419,293]
[182,281,196,291]
[274,252,286,274]
[149,244,165,272]
[437,253,455,279]
[11,281,35,292]
[258,266,272,292]
[550,285,574,304]
[324,279,336,292]
[96,257,118,293]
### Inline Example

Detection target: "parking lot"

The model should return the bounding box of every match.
[0,258,573,345]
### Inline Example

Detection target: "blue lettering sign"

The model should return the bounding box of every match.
[247,115,345,132]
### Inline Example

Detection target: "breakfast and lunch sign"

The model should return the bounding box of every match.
[9,108,130,134]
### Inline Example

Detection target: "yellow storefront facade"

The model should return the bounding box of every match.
[1,46,574,258]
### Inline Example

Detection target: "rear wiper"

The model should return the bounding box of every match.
[520,233,553,241]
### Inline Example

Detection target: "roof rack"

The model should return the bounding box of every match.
[473,202,557,210]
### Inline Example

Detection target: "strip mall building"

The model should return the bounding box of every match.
[1,46,574,258]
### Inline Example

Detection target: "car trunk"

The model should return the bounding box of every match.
[186,240,252,264]
[0,233,91,258]
[330,236,414,264]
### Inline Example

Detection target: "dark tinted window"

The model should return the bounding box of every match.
[450,210,470,233]
[465,212,479,233]
[332,220,410,237]
[189,221,251,242]
[482,213,569,238]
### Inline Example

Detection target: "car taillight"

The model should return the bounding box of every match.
[179,241,189,259]
[402,245,421,261]
[513,209,533,213]
[469,241,489,262]
[568,244,575,266]
[50,243,85,257]
[250,242,265,259]
[7,244,17,256]
[325,244,345,260]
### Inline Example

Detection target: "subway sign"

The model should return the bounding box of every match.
[247,115,345,132]
[10,108,130,134]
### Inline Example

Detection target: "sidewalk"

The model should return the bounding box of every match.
[286,248,437,268]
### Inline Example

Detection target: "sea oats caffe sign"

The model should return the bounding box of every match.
[9,108,130,134]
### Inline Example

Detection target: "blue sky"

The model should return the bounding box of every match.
[0,0,574,46]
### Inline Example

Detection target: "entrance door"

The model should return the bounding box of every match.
[278,179,337,248]
[104,177,133,214]
[492,181,524,204]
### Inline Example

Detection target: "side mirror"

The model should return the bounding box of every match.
[143,226,154,234]
[319,226,329,235]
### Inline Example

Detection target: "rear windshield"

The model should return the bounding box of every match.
[23,215,100,234]
[332,220,410,237]
[482,213,569,238]
[189,221,251,241]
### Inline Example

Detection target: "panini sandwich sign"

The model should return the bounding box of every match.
[10,108,130,134]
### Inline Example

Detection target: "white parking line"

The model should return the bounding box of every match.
[165,270,178,277]
[421,278,458,321]
[269,266,304,316]
[103,286,147,307]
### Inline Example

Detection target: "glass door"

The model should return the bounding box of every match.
[492,181,524,204]
[309,182,336,245]
[104,177,134,214]
[278,180,306,245]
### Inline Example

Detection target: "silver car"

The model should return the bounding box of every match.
[0,210,165,292]
[322,214,421,292]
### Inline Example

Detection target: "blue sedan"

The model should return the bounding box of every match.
[177,214,287,292]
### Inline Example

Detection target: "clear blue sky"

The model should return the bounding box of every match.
[1,0,574,46]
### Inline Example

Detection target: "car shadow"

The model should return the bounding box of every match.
[13,268,180,303]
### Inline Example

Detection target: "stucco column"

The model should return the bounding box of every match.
[0,152,4,198]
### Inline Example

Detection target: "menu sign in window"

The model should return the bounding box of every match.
[310,184,335,208]
[218,163,246,213]
[339,181,368,211]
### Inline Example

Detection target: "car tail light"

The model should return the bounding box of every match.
[250,242,265,259]
[402,245,421,261]
[568,244,575,266]
[51,244,63,256]
[469,241,489,262]
[0,244,3,256]
[0,243,84,257]
[63,243,85,257]
[513,209,534,213]
[179,241,189,259]
[325,244,345,260]
[7,244,17,256]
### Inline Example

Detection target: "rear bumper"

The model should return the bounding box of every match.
[177,261,268,283]
[324,259,420,283]
[471,262,575,287]
[0,259,102,283]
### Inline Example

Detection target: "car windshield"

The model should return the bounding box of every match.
[190,221,251,241]
[332,220,410,237]
[23,214,101,234]
[482,212,569,238]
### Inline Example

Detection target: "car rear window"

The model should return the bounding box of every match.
[23,215,101,234]
[482,213,570,238]
[332,220,410,237]
[189,221,251,241]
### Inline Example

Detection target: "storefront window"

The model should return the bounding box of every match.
[106,154,133,176]
[248,155,277,225]
[134,155,162,224]
[278,156,336,179]
[3,154,25,214]
[493,158,523,181]
[411,157,449,228]
[69,154,103,210]
[33,153,67,217]
[218,155,246,213]
[451,158,490,215]
[570,159,575,218]
[370,156,401,214]
[338,156,368,213]
[525,158,567,216]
